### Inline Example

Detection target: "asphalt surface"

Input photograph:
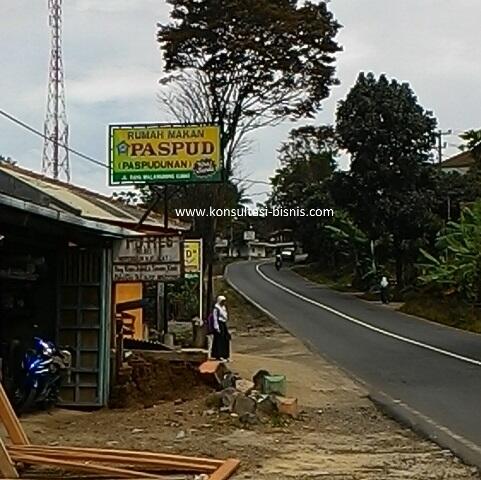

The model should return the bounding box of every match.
[226,261,481,461]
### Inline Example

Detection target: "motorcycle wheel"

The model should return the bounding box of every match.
[40,380,61,411]
[13,386,37,415]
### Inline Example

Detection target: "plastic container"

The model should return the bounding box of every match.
[262,374,287,396]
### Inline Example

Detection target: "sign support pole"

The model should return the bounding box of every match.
[163,185,169,336]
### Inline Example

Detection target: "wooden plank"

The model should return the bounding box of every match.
[0,383,29,445]
[8,452,161,479]
[209,459,240,480]
[8,447,216,472]
[10,444,222,468]
[0,436,18,478]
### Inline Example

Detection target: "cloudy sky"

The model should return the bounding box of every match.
[1,0,480,200]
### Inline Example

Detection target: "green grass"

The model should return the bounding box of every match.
[400,293,481,333]
[293,264,481,334]
[292,264,357,292]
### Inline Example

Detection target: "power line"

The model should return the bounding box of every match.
[0,108,107,169]
[232,177,270,185]
[0,108,273,186]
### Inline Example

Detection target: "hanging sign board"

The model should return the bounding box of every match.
[109,123,222,185]
[183,239,203,320]
[243,230,255,241]
[113,235,183,282]
[184,239,202,274]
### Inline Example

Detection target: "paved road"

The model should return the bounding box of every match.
[226,261,481,461]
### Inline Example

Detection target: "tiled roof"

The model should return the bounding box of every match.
[440,151,475,169]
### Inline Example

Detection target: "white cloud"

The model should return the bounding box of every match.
[68,66,160,104]
[73,0,159,13]
[1,0,481,198]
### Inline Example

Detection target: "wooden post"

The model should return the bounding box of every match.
[0,383,29,445]
[163,185,169,336]
[115,315,124,379]
[0,436,18,478]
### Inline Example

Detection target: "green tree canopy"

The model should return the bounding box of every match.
[270,125,337,212]
[158,0,341,174]
[330,72,439,285]
[460,129,481,162]
[269,125,337,261]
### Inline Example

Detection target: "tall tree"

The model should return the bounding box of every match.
[460,129,481,162]
[158,70,252,173]
[331,73,438,286]
[270,125,337,212]
[158,0,341,176]
[158,0,341,308]
[269,125,337,260]
[457,129,481,201]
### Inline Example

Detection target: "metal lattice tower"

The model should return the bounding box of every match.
[42,0,70,182]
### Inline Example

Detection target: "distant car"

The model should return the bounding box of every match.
[281,249,295,262]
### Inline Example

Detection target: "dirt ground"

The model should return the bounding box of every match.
[9,280,481,479]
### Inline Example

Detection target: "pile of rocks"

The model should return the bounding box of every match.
[200,361,299,425]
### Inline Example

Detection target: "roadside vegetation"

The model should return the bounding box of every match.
[292,264,357,293]
[110,0,481,334]
[266,75,481,332]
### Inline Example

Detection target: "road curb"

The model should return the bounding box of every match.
[370,390,481,470]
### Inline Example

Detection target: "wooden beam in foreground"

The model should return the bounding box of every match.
[8,446,217,473]
[9,444,223,468]
[0,383,29,445]
[8,452,161,479]
[209,459,240,480]
[0,436,18,478]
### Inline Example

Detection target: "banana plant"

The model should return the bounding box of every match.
[324,213,376,286]
[419,200,481,303]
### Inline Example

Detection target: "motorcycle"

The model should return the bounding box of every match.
[8,337,72,414]
[275,255,282,271]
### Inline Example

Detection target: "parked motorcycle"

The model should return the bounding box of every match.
[7,337,71,414]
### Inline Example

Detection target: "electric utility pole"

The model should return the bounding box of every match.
[436,129,453,164]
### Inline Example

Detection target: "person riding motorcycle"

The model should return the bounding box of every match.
[275,252,283,271]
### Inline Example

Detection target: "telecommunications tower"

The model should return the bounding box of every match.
[42,0,70,181]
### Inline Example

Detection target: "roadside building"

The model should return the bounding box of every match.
[439,151,475,174]
[0,162,189,407]
[214,237,229,258]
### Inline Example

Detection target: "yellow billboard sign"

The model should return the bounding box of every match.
[184,239,202,273]
[109,123,222,185]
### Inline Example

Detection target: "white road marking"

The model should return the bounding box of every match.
[254,263,481,367]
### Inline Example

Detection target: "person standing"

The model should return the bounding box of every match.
[380,275,389,304]
[211,295,231,361]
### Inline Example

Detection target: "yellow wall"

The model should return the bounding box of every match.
[114,283,143,340]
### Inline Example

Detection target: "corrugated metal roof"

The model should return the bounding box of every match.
[0,163,190,231]
[2,168,135,222]
[0,191,141,237]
